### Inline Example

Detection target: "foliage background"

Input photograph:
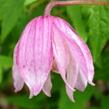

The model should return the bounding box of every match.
[0,0,109,109]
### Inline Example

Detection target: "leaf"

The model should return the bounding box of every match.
[0,55,12,69]
[101,95,109,109]
[66,6,88,41]
[0,55,12,83]
[0,68,3,83]
[7,94,46,109]
[95,49,109,81]
[87,6,109,65]
[0,0,25,44]
[59,86,94,109]
[89,107,99,109]
[24,0,36,6]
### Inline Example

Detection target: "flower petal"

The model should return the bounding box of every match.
[13,44,24,92]
[65,54,78,101]
[52,25,74,91]
[16,18,38,96]
[54,24,87,98]
[66,39,88,91]
[75,73,87,91]
[54,17,94,85]
[54,23,88,89]
[43,74,52,97]
[15,16,53,96]
[13,17,34,93]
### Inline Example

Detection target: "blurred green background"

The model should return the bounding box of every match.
[0,0,109,109]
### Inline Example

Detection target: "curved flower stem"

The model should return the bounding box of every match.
[44,0,109,15]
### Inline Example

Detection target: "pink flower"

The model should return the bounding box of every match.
[13,16,94,101]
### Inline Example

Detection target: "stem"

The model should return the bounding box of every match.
[44,0,109,15]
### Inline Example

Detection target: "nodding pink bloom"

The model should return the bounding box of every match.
[13,16,94,101]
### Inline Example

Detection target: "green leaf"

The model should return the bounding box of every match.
[87,6,109,65]
[0,68,3,83]
[24,0,36,6]
[59,86,94,109]
[101,95,109,109]
[66,6,88,41]
[95,50,109,81]
[0,0,25,43]
[7,95,46,109]
[0,55,12,83]
[0,55,12,69]
[89,107,99,109]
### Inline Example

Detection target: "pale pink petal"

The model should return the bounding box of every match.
[43,74,52,97]
[16,18,38,95]
[66,39,88,90]
[13,19,36,94]
[52,25,74,91]
[75,73,87,91]
[13,68,24,93]
[13,43,24,92]
[54,17,94,85]
[65,54,78,101]
[15,16,53,96]
[54,24,88,90]
[66,87,75,102]
[13,65,24,92]
[16,17,35,68]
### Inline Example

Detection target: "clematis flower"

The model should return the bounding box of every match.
[13,15,94,101]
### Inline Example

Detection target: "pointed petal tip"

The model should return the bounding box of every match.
[29,92,33,99]
[29,88,40,99]
[72,99,75,102]
[68,92,75,102]
[31,88,41,97]
[89,82,95,86]
[14,89,19,93]
[43,91,51,97]
[70,96,75,102]
[43,87,52,97]
[66,86,75,102]
[42,74,52,97]
[62,75,76,92]
[71,90,76,102]
[14,85,22,93]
